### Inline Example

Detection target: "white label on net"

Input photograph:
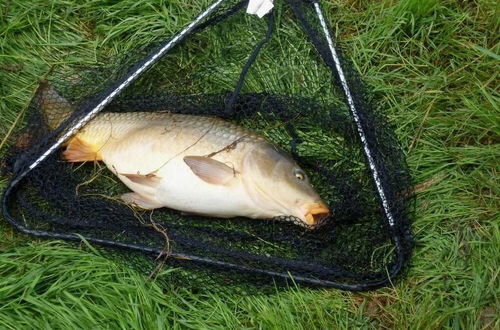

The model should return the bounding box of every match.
[246,0,274,18]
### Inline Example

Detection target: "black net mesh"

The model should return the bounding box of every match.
[2,0,413,291]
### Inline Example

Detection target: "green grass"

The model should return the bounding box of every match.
[1,0,499,328]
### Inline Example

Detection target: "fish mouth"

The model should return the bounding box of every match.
[303,202,330,226]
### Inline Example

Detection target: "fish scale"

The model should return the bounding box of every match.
[79,112,263,158]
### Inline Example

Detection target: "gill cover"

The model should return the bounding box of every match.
[242,143,328,225]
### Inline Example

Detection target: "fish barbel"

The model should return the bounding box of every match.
[39,84,330,226]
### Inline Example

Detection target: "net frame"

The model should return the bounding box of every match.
[1,0,413,291]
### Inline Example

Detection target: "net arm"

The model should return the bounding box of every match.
[311,1,396,228]
[8,0,230,190]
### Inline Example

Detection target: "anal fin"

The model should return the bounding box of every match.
[63,137,101,162]
[121,193,162,210]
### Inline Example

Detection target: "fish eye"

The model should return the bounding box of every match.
[293,169,306,181]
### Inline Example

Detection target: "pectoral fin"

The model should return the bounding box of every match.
[121,192,162,210]
[120,172,162,188]
[183,156,236,185]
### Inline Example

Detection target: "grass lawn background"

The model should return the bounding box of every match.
[0,0,498,328]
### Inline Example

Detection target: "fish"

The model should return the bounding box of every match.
[38,83,330,227]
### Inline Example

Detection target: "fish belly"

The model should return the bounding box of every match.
[154,158,254,218]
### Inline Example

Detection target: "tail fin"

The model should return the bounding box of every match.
[36,81,73,130]
[35,82,102,162]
